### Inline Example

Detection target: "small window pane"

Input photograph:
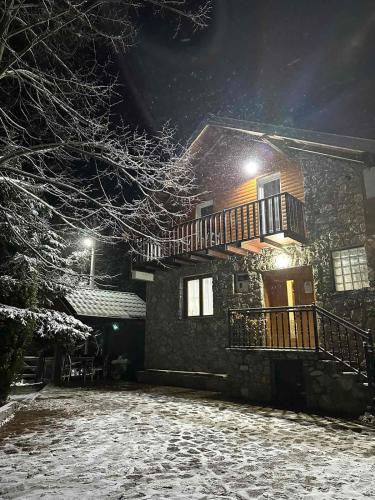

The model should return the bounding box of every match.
[202,277,213,316]
[332,247,370,291]
[187,279,200,316]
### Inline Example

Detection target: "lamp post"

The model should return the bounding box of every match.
[82,237,95,289]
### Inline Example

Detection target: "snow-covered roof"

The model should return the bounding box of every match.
[65,289,146,320]
[187,115,375,162]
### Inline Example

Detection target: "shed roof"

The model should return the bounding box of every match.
[66,289,146,320]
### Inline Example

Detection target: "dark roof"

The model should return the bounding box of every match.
[187,115,375,164]
[66,289,146,320]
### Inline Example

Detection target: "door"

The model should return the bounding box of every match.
[258,174,281,235]
[263,266,315,348]
[273,359,306,409]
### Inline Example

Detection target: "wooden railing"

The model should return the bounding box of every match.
[228,305,374,386]
[135,192,305,263]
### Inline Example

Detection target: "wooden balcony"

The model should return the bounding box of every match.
[134,192,306,266]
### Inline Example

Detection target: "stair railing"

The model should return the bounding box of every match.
[228,304,374,389]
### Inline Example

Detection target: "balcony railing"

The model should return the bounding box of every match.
[135,192,305,264]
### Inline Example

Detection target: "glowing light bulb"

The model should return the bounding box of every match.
[243,159,259,176]
[274,253,291,269]
[82,237,94,248]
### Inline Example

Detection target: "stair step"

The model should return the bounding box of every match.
[21,374,37,379]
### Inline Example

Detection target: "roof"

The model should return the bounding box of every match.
[187,115,375,165]
[65,289,146,320]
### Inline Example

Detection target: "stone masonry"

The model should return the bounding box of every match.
[144,145,375,415]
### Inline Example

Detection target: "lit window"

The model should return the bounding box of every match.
[332,247,370,291]
[185,276,213,317]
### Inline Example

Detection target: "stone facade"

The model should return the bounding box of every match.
[226,349,369,416]
[143,141,375,414]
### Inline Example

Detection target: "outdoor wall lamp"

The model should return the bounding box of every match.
[243,159,259,176]
[274,253,291,269]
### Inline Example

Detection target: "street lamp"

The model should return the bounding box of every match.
[82,237,95,289]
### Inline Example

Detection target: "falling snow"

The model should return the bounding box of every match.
[0,385,374,499]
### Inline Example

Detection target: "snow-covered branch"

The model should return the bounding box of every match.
[0,304,92,343]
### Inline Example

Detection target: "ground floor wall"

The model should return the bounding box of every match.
[145,239,375,375]
[226,348,369,417]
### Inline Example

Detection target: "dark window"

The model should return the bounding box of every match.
[200,204,214,217]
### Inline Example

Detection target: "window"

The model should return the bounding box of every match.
[185,276,213,317]
[195,200,213,219]
[332,247,370,291]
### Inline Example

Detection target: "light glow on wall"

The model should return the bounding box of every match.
[243,159,259,176]
[274,253,291,269]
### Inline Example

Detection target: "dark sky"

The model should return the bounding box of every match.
[117,0,375,143]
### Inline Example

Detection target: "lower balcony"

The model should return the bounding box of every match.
[134,192,305,267]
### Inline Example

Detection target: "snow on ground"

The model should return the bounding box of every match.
[0,384,374,500]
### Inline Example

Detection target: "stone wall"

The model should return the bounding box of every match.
[144,152,375,377]
[226,348,369,417]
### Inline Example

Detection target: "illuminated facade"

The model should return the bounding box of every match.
[134,117,375,415]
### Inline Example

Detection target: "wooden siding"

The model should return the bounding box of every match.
[211,159,304,214]
[186,128,305,229]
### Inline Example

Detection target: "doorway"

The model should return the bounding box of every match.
[273,359,306,409]
[257,173,281,235]
[263,266,315,348]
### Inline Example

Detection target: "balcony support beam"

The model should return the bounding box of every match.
[224,245,249,257]
[207,249,228,260]
[262,236,285,250]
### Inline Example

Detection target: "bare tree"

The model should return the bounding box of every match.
[0,0,210,269]
[0,1,210,401]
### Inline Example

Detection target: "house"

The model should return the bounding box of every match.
[64,289,146,379]
[133,116,375,416]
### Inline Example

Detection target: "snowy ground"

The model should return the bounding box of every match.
[0,384,374,500]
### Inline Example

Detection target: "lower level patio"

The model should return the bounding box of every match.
[0,384,374,499]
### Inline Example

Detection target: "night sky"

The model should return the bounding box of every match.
[117,0,375,143]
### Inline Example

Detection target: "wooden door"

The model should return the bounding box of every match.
[263,266,315,348]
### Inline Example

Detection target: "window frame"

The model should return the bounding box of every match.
[195,200,214,219]
[184,274,214,318]
[331,246,370,292]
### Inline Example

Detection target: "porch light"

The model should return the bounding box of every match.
[274,253,291,269]
[243,159,259,176]
[112,322,120,332]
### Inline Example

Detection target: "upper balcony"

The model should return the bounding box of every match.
[134,192,306,268]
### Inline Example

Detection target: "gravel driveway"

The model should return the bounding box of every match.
[0,384,374,499]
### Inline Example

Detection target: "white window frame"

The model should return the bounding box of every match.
[332,246,370,292]
[195,200,213,219]
[185,275,214,317]
[257,172,281,200]
[257,173,281,235]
